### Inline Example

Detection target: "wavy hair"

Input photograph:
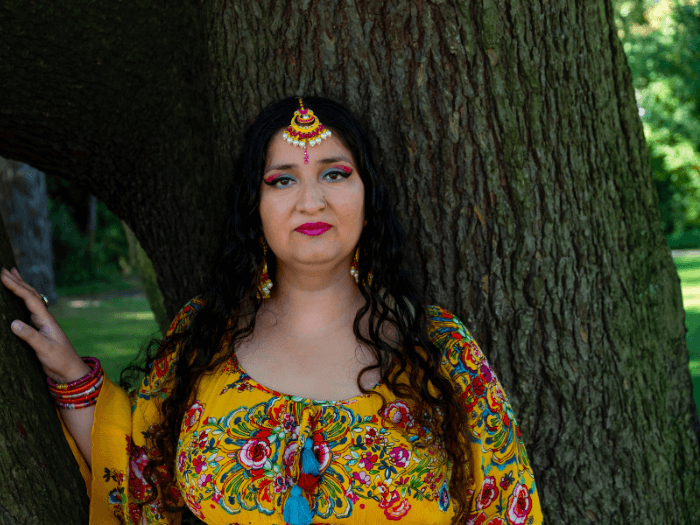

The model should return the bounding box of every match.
[120,96,469,524]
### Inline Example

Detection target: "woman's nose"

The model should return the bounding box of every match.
[296,182,326,212]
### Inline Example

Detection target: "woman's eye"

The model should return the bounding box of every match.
[323,168,352,182]
[270,176,294,187]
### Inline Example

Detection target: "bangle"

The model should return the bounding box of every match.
[57,398,98,410]
[49,357,105,410]
[50,375,103,399]
[50,373,102,396]
[47,357,101,390]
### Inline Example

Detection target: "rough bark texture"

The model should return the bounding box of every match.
[0,214,90,524]
[1,0,699,523]
[0,158,57,305]
[0,0,222,318]
[206,1,700,519]
[121,220,169,335]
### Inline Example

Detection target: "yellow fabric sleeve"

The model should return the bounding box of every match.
[426,305,543,524]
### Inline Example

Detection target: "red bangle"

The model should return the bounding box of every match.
[49,357,104,410]
[49,373,102,396]
[47,357,101,390]
[56,397,98,410]
[51,375,104,400]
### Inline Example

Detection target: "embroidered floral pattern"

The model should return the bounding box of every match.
[70,297,541,524]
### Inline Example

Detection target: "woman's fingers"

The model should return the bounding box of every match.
[1,268,49,316]
[2,268,84,382]
[10,317,40,345]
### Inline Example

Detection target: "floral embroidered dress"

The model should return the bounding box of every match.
[58,296,542,525]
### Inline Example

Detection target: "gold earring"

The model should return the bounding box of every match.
[350,246,360,284]
[258,240,272,300]
[350,246,373,286]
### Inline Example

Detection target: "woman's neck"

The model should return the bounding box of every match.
[260,272,365,340]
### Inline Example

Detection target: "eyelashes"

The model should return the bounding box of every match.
[263,166,353,187]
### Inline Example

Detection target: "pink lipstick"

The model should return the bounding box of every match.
[295,222,331,236]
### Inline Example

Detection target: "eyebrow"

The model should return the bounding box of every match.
[263,155,354,174]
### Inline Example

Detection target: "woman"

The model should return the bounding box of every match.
[1,96,542,525]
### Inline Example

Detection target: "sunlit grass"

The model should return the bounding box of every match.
[672,254,700,416]
[51,295,160,384]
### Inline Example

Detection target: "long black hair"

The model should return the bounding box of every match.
[120,95,469,524]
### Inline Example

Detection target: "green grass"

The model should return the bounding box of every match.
[51,294,161,385]
[672,254,700,415]
[55,275,141,297]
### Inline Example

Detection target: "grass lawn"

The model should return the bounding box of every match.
[672,254,700,415]
[50,293,161,385]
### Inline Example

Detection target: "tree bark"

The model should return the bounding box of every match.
[0,213,89,524]
[1,0,699,523]
[0,158,57,305]
[0,0,222,318]
[121,220,169,335]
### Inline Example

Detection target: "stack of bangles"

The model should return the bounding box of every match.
[47,357,104,409]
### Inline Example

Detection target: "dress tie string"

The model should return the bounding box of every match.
[283,406,322,525]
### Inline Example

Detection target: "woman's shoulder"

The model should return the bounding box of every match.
[137,294,207,401]
[162,293,206,340]
[424,305,486,378]
[425,304,473,345]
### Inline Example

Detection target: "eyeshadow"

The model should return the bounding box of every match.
[333,165,352,174]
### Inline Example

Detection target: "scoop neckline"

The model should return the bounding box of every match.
[229,353,385,406]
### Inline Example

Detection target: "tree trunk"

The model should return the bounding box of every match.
[0,158,57,305]
[0,213,90,524]
[0,0,699,523]
[121,220,169,335]
[86,194,97,262]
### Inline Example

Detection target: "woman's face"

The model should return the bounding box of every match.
[259,129,365,278]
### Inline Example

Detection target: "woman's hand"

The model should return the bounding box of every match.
[1,267,89,383]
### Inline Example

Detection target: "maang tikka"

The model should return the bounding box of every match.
[282,98,332,164]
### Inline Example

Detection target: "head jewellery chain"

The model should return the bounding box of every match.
[282,98,332,164]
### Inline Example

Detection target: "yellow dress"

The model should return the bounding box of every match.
[59,296,543,524]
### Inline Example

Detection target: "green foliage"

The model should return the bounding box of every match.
[615,1,700,244]
[46,172,135,287]
[48,196,131,288]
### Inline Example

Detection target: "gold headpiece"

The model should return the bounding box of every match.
[282,98,332,164]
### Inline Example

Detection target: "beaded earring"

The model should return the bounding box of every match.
[282,98,332,164]
[350,245,374,286]
[258,240,273,300]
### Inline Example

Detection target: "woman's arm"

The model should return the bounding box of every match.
[56,360,96,469]
[2,268,97,468]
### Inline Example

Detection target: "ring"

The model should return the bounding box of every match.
[41,294,49,308]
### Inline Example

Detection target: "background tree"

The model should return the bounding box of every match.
[1,1,699,524]
[0,158,57,304]
[615,0,700,247]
